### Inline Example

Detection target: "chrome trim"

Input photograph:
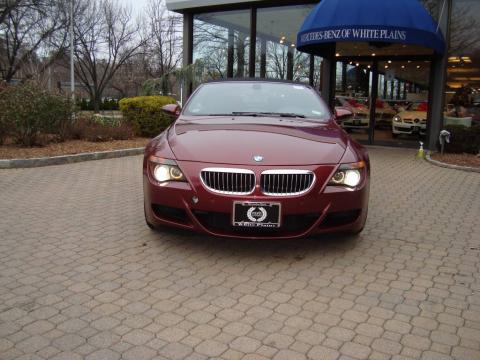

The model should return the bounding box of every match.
[200,168,255,195]
[260,170,316,196]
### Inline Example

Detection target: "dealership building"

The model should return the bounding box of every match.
[166,0,479,149]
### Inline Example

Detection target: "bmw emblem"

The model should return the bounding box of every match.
[253,155,264,162]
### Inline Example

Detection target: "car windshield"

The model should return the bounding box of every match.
[408,102,428,111]
[183,82,331,121]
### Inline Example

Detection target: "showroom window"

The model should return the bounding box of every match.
[444,0,480,128]
[255,5,315,82]
[193,10,250,81]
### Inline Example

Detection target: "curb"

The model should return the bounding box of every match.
[0,147,145,169]
[425,151,480,173]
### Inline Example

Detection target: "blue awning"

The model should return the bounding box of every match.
[297,0,445,56]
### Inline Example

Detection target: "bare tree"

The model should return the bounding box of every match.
[449,3,480,55]
[73,0,144,112]
[144,0,182,78]
[109,53,148,98]
[0,0,22,25]
[0,0,69,82]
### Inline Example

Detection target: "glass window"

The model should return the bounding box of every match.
[193,10,250,81]
[312,56,323,89]
[445,0,480,127]
[183,81,330,121]
[255,5,315,82]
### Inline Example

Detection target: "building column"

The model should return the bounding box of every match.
[260,39,267,78]
[248,7,257,78]
[227,29,235,78]
[369,60,379,144]
[309,54,315,86]
[183,12,193,103]
[287,47,294,80]
[426,0,451,150]
[320,44,336,109]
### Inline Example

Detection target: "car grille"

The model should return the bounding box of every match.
[200,168,255,195]
[260,170,315,196]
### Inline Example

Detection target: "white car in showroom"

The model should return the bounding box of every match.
[392,101,428,138]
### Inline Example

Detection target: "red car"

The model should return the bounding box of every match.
[144,80,370,239]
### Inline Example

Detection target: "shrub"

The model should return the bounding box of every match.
[443,125,480,154]
[119,96,177,137]
[91,114,122,127]
[71,116,134,142]
[0,84,73,146]
[76,98,119,111]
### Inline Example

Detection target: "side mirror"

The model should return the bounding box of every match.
[161,104,181,117]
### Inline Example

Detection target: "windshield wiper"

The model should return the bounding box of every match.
[231,111,306,118]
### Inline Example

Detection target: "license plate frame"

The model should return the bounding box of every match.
[232,202,281,228]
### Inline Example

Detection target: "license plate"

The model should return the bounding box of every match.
[233,202,281,228]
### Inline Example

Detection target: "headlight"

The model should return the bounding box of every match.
[329,161,365,188]
[149,156,186,183]
[393,115,402,123]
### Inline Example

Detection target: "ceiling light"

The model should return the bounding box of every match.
[388,60,392,64]
[401,65,405,69]
[335,53,340,57]
[371,53,376,56]
[356,63,360,67]
[290,43,296,47]
[417,65,421,69]
[385,65,389,69]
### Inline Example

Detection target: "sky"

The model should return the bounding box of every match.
[121,0,151,17]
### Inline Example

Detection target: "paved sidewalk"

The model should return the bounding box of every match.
[0,147,479,360]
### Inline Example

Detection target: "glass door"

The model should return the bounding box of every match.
[334,60,373,143]
[375,60,431,146]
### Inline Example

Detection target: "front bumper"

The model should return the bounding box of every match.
[392,122,426,135]
[144,161,369,239]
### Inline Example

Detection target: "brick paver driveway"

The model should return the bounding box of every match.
[0,147,479,360]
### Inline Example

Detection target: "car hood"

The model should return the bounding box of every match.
[398,111,427,118]
[168,116,348,166]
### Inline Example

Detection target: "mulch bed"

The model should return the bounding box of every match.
[431,152,480,168]
[0,138,149,160]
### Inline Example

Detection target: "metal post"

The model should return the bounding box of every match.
[426,0,451,150]
[70,0,75,103]
[369,60,379,144]
[320,44,336,109]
